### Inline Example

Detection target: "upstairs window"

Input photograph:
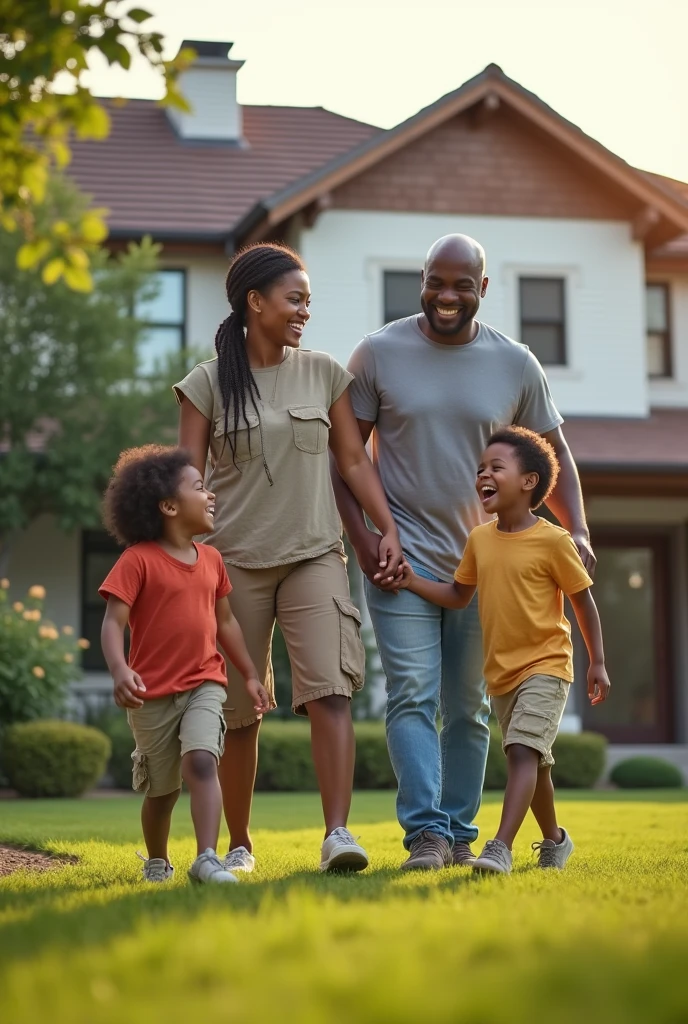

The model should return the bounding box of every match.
[135,269,186,374]
[519,277,566,365]
[646,283,672,379]
[383,271,422,324]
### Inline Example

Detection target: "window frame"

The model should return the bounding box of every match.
[135,267,188,371]
[80,530,124,673]
[518,275,567,366]
[382,268,422,326]
[645,281,673,380]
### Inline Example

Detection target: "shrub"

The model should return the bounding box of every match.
[1,720,111,797]
[86,707,135,789]
[552,731,607,788]
[611,756,684,789]
[353,722,397,789]
[483,726,508,790]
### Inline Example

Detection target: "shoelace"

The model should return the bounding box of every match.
[481,840,510,864]
[196,850,225,872]
[136,851,169,881]
[329,828,360,846]
[415,831,449,856]
[225,848,252,866]
[531,840,558,867]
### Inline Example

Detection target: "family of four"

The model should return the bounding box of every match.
[100,234,610,886]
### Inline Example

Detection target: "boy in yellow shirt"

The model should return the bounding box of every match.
[397,426,610,874]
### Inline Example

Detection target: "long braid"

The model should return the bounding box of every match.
[214,243,305,467]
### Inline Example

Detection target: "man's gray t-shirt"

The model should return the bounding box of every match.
[348,315,563,582]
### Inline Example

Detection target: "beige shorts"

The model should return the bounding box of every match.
[223,548,365,729]
[127,681,227,797]
[491,674,569,768]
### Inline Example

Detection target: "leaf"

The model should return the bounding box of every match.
[17,239,51,270]
[51,140,71,168]
[42,258,65,285]
[66,246,89,270]
[63,265,93,293]
[126,8,154,23]
[52,220,72,240]
[75,104,110,141]
[80,212,108,244]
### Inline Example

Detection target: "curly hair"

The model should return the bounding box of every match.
[214,243,305,466]
[103,445,192,546]
[486,426,560,509]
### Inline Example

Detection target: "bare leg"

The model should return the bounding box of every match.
[182,750,223,855]
[141,789,180,862]
[529,765,563,843]
[494,744,540,850]
[306,694,355,839]
[217,720,261,853]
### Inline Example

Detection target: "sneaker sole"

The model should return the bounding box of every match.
[472,860,511,875]
[400,859,447,872]
[187,871,238,884]
[319,849,369,873]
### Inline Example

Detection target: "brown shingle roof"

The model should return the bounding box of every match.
[68,101,380,240]
[564,409,688,470]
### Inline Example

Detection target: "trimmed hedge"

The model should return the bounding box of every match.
[611,756,684,789]
[1,720,111,798]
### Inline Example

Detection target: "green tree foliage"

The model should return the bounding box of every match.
[0,1,193,289]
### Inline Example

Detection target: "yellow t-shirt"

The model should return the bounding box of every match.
[454,518,592,696]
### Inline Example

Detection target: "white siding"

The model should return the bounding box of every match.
[5,516,80,631]
[167,67,242,142]
[649,275,688,408]
[300,211,648,418]
[161,254,228,361]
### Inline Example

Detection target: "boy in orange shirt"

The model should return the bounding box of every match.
[397,426,610,874]
[100,445,270,885]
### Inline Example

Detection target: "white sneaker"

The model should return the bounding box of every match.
[223,846,255,874]
[472,839,513,875]
[188,848,238,885]
[319,827,369,873]
[532,828,574,869]
[136,852,174,883]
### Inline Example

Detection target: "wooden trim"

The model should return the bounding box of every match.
[646,257,688,274]
[580,471,688,498]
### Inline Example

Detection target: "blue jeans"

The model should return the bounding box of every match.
[365,560,490,848]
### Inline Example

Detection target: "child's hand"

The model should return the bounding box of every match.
[588,663,610,705]
[245,676,271,714]
[396,561,415,590]
[113,670,146,709]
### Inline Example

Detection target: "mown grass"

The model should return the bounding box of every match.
[1,790,688,1023]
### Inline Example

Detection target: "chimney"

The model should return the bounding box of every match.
[168,40,244,143]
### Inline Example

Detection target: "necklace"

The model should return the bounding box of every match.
[266,349,288,407]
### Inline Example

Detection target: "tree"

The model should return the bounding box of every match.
[0,1,193,290]
[0,176,185,573]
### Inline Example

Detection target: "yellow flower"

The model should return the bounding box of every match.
[39,626,59,640]
[77,638,90,650]
[62,625,74,636]
[0,578,9,589]
[13,602,24,612]
[64,653,74,664]
[23,609,41,622]
[32,666,45,679]
[28,585,46,600]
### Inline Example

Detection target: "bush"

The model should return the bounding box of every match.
[1,720,111,797]
[483,726,508,789]
[552,731,607,788]
[86,707,135,789]
[611,756,684,789]
[353,722,397,789]
[256,723,318,791]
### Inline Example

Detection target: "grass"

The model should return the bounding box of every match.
[1,790,688,1023]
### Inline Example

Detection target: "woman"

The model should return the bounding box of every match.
[175,243,402,873]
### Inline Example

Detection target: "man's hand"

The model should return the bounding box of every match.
[572,531,596,578]
[588,662,610,706]
[354,528,403,591]
[113,670,146,709]
[245,676,272,715]
[377,529,404,584]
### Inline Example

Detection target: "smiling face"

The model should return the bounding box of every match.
[247,269,311,351]
[476,443,539,515]
[420,237,488,340]
[161,465,216,536]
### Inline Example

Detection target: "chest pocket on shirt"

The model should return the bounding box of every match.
[288,406,331,454]
[214,413,262,464]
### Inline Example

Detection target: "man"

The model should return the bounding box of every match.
[331,234,595,871]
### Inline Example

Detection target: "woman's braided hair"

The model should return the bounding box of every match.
[215,242,305,465]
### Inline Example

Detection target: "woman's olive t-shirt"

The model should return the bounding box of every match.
[174,348,353,568]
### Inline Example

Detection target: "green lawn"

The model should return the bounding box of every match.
[1,790,688,1023]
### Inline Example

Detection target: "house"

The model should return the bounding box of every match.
[8,40,688,770]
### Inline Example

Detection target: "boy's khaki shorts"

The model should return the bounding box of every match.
[127,681,227,797]
[491,674,570,767]
[223,548,365,729]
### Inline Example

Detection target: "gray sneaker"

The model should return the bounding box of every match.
[319,827,369,873]
[188,849,238,885]
[136,852,174,883]
[452,842,476,867]
[401,831,452,872]
[223,846,255,874]
[473,839,513,875]
[532,828,574,869]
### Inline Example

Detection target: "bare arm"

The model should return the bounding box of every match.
[215,597,271,714]
[398,562,476,610]
[178,395,211,477]
[101,597,146,708]
[328,391,402,579]
[568,587,611,705]
[542,426,596,576]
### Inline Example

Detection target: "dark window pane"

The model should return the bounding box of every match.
[646,284,667,332]
[520,278,564,321]
[139,326,183,374]
[645,284,671,378]
[521,324,564,365]
[136,270,185,325]
[647,332,669,377]
[84,550,121,600]
[383,271,421,324]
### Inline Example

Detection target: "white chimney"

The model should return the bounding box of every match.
[168,40,244,143]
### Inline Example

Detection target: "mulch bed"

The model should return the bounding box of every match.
[0,844,76,878]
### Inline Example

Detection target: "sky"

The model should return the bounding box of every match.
[83,0,688,183]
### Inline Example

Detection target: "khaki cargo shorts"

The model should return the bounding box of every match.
[127,681,227,797]
[491,673,570,767]
[223,548,365,729]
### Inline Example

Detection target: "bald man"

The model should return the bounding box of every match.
[331,234,594,871]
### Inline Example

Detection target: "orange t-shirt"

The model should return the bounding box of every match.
[99,542,232,699]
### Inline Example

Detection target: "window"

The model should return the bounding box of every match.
[646,283,672,378]
[81,531,124,672]
[383,271,422,324]
[135,269,186,374]
[519,277,566,365]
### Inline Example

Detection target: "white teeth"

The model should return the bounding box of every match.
[436,308,458,316]
[481,486,496,496]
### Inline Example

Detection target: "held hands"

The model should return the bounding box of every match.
[375,529,404,586]
[113,670,146,709]
[245,676,272,715]
[588,662,611,706]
